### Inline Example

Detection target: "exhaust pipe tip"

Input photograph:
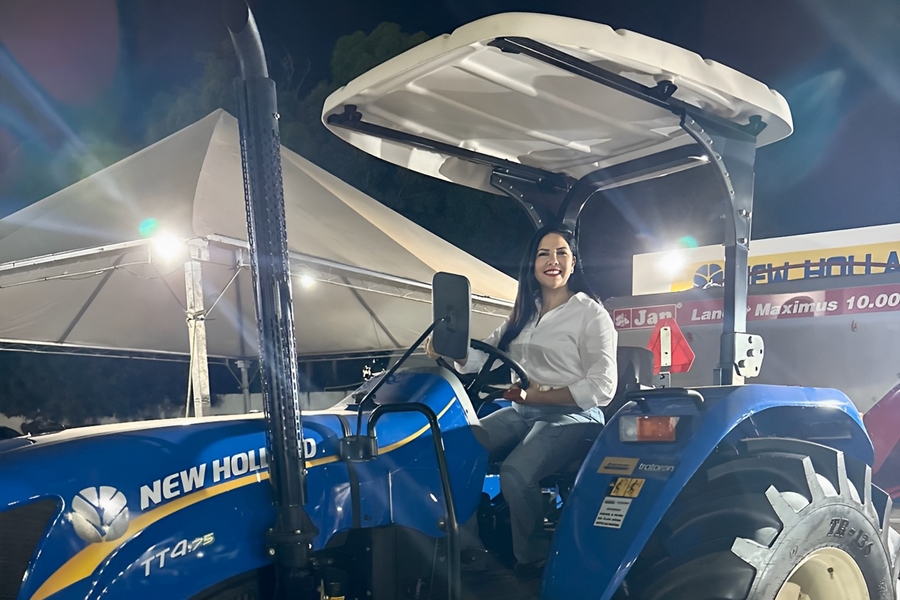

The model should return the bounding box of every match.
[222,0,268,78]
[221,0,249,34]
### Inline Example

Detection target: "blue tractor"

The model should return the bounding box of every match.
[1,6,897,600]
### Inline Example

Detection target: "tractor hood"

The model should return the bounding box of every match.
[322,12,793,196]
[0,369,487,600]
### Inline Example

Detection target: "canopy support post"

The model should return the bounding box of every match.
[185,239,211,417]
[680,116,758,386]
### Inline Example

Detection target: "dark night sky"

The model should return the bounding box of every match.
[1,0,898,242]
[0,0,897,412]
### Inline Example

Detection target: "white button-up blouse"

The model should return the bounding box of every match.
[460,292,618,412]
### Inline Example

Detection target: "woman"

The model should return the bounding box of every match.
[434,225,618,576]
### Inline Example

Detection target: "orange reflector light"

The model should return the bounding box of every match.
[619,416,679,442]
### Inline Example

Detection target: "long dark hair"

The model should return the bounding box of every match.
[497,224,598,351]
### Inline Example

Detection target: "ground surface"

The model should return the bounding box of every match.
[459,552,541,600]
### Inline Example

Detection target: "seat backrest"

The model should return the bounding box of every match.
[602,346,655,420]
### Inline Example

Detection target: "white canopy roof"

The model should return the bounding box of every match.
[323,13,793,194]
[0,110,515,358]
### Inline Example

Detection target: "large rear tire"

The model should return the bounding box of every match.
[619,439,900,600]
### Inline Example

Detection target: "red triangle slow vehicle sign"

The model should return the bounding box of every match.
[646,318,695,374]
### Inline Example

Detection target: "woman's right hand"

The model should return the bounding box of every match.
[424,335,440,359]
[424,336,468,365]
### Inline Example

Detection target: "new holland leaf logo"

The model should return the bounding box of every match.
[70,486,130,544]
[693,263,724,289]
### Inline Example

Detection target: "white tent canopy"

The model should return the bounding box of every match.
[0,110,515,363]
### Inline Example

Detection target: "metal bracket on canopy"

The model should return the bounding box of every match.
[732,333,765,379]
[489,171,550,229]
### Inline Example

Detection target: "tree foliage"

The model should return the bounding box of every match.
[329,23,429,87]
[142,41,241,146]
[0,352,186,424]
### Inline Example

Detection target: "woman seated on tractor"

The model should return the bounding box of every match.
[430,224,618,576]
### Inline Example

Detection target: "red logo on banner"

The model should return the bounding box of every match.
[647,318,695,374]
[612,309,633,329]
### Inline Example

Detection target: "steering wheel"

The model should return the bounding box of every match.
[437,339,530,409]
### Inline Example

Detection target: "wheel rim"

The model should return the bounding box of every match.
[774,547,869,600]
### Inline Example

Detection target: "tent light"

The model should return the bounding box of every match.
[299,274,315,289]
[151,233,185,262]
[619,415,679,442]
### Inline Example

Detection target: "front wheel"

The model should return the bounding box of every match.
[620,439,900,600]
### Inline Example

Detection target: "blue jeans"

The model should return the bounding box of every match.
[480,406,603,564]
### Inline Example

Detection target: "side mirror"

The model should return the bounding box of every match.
[431,272,471,361]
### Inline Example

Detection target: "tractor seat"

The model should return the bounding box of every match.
[603,346,655,422]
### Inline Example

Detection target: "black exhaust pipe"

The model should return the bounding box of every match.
[223,1,317,594]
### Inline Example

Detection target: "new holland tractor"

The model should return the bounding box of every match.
[1,5,898,600]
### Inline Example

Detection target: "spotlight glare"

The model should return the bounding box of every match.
[300,275,315,289]
[151,233,184,262]
[657,250,687,276]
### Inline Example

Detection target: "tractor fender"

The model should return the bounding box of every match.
[541,384,873,600]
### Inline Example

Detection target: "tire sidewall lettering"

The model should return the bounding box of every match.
[753,502,892,600]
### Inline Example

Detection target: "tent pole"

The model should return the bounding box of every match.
[237,359,252,412]
[184,239,211,417]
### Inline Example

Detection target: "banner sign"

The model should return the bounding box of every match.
[632,224,900,296]
[613,282,900,330]
[685,244,900,291]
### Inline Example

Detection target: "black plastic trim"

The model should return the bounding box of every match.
[0,498,59,600]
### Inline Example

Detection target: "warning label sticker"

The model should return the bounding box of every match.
[609,477,645,498]
[597,457,639,476]
[593,497,633,529]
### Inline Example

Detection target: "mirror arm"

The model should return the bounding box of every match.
[356,321,438,411]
